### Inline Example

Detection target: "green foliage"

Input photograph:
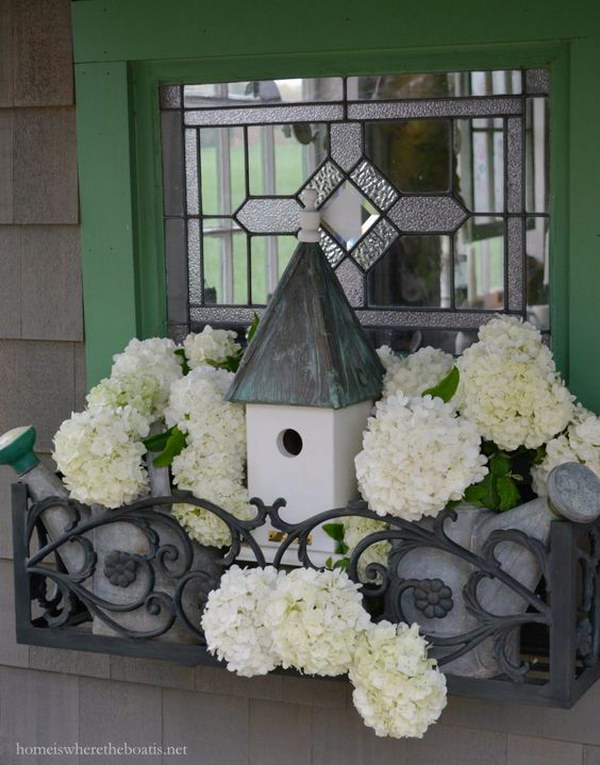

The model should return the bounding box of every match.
[145,426,187,467]
[464,449,525,512]
[174,347,191,375]
[322,522,349,554]
[205,355,242,373]
[246,313,260,343]
[422,366,459,403]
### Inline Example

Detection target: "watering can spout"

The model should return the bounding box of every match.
[0,425,40,476]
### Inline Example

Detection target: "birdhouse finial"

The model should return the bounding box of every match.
[298,189,320,243]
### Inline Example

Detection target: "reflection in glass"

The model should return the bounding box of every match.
[250,235,297,305]
[200,127,245,215]
[184,78,344,108]
[365,120,451,193]
[454,218,504,310]
[526,98,548,213]
[248,124,327,196]
[347,70,521,100]
[321,182,379,250]
[526,217,549,329]
[202,219,247,304]
[367,235,451,308]
[454,119,504,212]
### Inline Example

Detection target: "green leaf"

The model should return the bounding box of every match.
[322,523,345,543]
[152,426,187,467]
[464,473,498,510]
[205,354,242,373]
[246,313,260,342]
[143,426,176,452]
[422,366,460,403]
[497,475,522,512]
[174,347,191,375]
[325,556,334,570]
[332,558,350,571]
[335,541,349,555]
[489,452,511,477]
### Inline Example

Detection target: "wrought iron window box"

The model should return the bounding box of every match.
[11,483,600,708]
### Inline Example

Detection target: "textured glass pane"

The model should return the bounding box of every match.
[367,235,451,307]
[335,257,365,308]
[319,230,345,267]
[526,217,549,329]
[302,161,344,206]
[455,118,504,213]
[365,120,451,193]
[388,196,467,232]
[185,104,344,126]
[248,123,327,196]
[506,118,523,213]
[525,68,550,95]
[250,235,297,305]
[202,219,247,304]
[160,84,181,109]
[184,78,343,107]
[347,71,521,100]
[199,127,245,215]
[236,198,300,234]
[454,217,505,310]
[507,217,524,312]
[187,219,201,304]
[526,98,549,213]
[185,129,199,215]
[321,181,379,250]
[349,160,398,210]
[330,122,363,171]
[348,98,521,121]
[352,219,398,270]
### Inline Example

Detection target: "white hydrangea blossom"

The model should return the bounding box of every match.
[86,373,162,425]
[349,621,447,739]
[457,316,574,451]
[532,406,600,495]
[183,326,241,370]
[377,346,454,399]
[355,394,488,521]
[111,337,183,413]
[166,366,251,548]
[264,568,371,676]
[201,566,283,676]
[53,406,149,508]
[342,516,390,584]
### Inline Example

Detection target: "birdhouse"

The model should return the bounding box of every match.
[226,191,384,564]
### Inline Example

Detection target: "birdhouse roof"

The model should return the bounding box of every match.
[226,241,384,409]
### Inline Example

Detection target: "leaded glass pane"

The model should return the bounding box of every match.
[160,68,550,346]
[367,235,451,307]
[526,217,549,329]
[454,217,505,311]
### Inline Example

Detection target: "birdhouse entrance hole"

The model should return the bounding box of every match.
[278,429,303,457]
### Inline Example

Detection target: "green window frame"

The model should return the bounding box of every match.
[72,1,600,412]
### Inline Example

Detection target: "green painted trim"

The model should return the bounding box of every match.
[72,0,600,64]
[75,62,138,386]
[567,37,600,410]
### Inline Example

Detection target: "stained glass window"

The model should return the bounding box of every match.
[160,69,549,353]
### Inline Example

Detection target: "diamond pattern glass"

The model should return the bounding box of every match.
[161,68,550,346]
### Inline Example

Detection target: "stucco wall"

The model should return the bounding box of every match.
[1,2,600,764]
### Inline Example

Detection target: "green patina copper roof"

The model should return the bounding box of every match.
[226,241,384,409]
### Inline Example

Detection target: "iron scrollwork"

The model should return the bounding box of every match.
[15,489,600,695]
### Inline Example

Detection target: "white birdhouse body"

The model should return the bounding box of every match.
[245,401,373,564]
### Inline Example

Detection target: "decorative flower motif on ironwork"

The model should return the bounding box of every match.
[413,578,453,619]
[103,550,138,588]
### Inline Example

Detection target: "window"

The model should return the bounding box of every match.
[159,68,549,353]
